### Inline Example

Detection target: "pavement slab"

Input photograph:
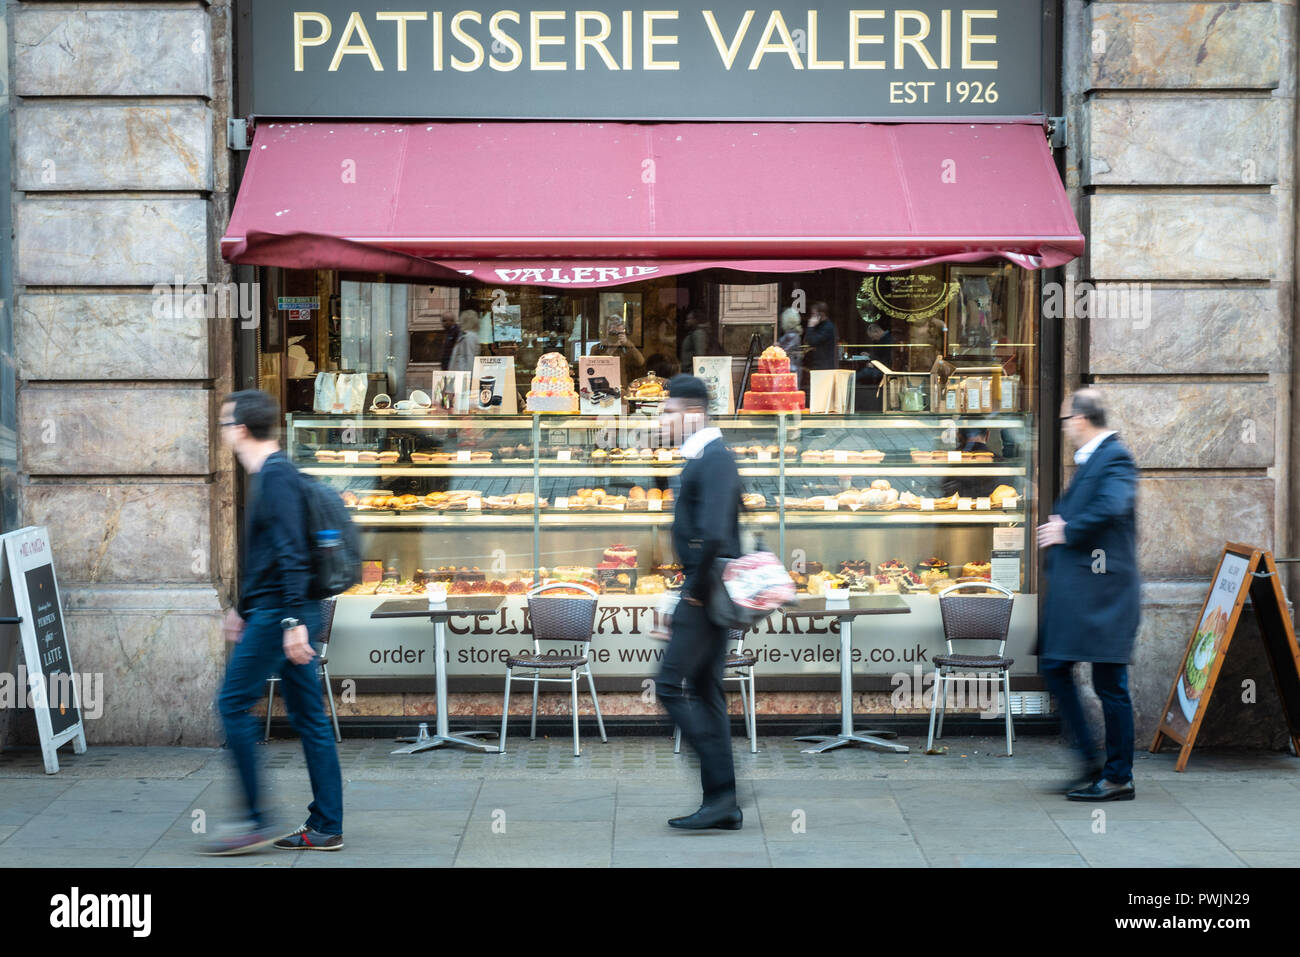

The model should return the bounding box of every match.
[0,735,1293,867]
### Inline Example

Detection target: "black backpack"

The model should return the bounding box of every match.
[295,468,363,599]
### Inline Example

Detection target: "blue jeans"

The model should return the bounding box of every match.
[1040,658,1134,784]
[217,605,343,834]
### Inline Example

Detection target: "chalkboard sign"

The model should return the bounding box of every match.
[0,527,86,773]
[1151,544,1300,771]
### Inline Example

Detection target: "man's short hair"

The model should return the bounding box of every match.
[1071,389,1108,428]
[667,374,710,410]
[222,389,280,441]
[459,308,480,325]
[810,301,829,317]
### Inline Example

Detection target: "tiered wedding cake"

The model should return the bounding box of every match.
[526,353,579,413]
[741,345,807,412]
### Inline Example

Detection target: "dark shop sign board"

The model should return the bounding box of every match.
[1151,543,1300,772]
[0,527,86,773]
[249,0,1046,119]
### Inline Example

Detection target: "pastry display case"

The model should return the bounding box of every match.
[286,410,1037,676]
[287,410,1034,592]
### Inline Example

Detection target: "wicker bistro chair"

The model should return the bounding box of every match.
[499,582,608,757]
[263,597,342,744]
[673,629,759,754]
[927,581,1016,756]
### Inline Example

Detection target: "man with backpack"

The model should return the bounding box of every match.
[656,375,744,830]
[201,389,344,854]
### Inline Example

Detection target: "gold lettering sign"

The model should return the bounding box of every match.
[859,272,960,323]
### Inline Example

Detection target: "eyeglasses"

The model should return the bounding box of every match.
[218,420,238,428]
[1059,414,1077,423]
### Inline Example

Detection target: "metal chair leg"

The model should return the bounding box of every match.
[738,678,750,739]
[585,667,607,742]
[264,679,276,743]
[321,662,342,744]
[674,725,682,754]
[530,678,539,740]
[926,669,939,751]
[1004,672,1014,756]
[936,670,950,739]
[499,669,512,754]
[747,669,758,753]
[570,671,580,757]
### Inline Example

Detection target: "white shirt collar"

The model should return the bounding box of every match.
[1074,430,1117,465]
[680,426,723,460]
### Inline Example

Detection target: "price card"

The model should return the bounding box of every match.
[456,450,471,463]
[957,498,973,511]
[342,451,359,464]
[833,450,849,464]
[976,496,992,511]
[657,449,673,462]
[555,497,569,510]
[557,450,572,462]
[921,498,935,511]
[823,499,839,511]
[990,551,1021,592]
[757,450,773,462]
[612,501,625,511]
[466,497,482,510]
[1002,496,1019,510]
[848,503,861,512]
[648,500,663,512]
[993,527,1023,551]
[947,450,962,463]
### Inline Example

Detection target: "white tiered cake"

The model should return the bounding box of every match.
[526,353,579,413]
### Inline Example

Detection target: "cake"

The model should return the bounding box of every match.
[741,346,807,412]
[601,544,637,568]
[526,352,579,412]
[962,561,992,580]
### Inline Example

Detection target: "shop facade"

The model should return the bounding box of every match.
[1,0,1295,748]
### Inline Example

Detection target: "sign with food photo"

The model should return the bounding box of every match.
[1169,550,1251,736]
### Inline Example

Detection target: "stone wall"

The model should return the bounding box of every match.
[1064,0,1297,747]
[9,2,236,745]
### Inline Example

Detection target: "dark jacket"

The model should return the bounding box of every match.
[1038,434,1140,663]
[672,436,742,603]
[805,319,838,370]
[237,450,312,620]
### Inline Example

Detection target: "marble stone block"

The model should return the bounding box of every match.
[21,484,214,584]
[1087,287,1285,374]
[1088,3,1281,90]
[17,104,213,191]
[16,199,208,286]
[1103,382,1274,468]
[1136,477,1274,579]
[17,294,211,381]
[61,587,225,746]
[20,387,210,475]
[14,9,212,97]
[1085,96,1280,185]
[1088,194,1277,280]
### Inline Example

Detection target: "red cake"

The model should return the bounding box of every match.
[742,346,806,412]
[750,373,797,392]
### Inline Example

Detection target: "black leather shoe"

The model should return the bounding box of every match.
[1059,764,1104,793]
[668,805,743,830]
[1067,778,1135,801]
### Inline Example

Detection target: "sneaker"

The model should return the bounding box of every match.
[274,824,344,850]
[196,824,284,857]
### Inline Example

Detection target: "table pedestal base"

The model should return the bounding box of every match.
[392,723,500,754]
[796,731,910,754]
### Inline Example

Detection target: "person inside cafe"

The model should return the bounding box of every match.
[593,315,646,382]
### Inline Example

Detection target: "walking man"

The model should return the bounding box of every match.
[657,375,744,829]
[1037,388,1140,801]
[201,389,344,853]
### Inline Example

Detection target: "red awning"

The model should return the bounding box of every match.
[222,120,1082,288]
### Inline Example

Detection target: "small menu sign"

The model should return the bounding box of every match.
[0,527,87,773]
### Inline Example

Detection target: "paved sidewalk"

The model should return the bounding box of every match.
[0,735,1296,867]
